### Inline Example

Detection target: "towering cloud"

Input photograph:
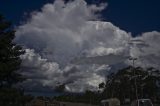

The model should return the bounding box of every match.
[16,0,160,92]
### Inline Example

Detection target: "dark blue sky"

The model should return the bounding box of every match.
[0,0,160,35]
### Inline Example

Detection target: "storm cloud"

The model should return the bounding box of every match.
[16,0,160,92]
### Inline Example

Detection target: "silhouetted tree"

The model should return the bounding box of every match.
[99,82,105,89]
[0,14,25,106]
[102,66,160,103]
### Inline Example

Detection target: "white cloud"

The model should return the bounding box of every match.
[20,49,108,92]
[129,31,160,69]
[15,0,160,92]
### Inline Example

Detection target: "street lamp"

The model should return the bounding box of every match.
[128,38,148,101]
[129,57,138,101]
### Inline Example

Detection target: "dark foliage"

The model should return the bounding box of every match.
[54,90,101,105]
[0,14,25,106]
[54,66,160,105]
[102,66,160,104]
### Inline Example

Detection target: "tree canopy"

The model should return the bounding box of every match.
[101,66,160,104]
[0,14,25,106]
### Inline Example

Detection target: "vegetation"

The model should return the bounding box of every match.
[101,66,160,104]
[54,90,101,105]
[0,15,25,106]
[54,66,160,105]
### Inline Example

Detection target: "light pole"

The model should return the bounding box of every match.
[128,38,148,101]
[129,57,138,101]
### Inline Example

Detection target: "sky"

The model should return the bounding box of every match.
[0,0,160,94]
[0,0,160,35]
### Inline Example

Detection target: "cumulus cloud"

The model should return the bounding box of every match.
[15,0,160,92]
[128,31,160,69]
[20,49,107,92]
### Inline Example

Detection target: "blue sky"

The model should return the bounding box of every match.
[0,0,160,35]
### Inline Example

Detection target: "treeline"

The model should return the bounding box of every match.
[54,66,160,105]
[101,66,160,104]
[54,91,101,105]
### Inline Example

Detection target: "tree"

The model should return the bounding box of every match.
[0,15,25,106]
[102,66,160,103]
[99,82,105,89]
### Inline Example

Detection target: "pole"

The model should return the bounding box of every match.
[129,57,138,100]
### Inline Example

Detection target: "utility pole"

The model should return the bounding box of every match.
[129,57,138,101]
[128,38,148,101]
